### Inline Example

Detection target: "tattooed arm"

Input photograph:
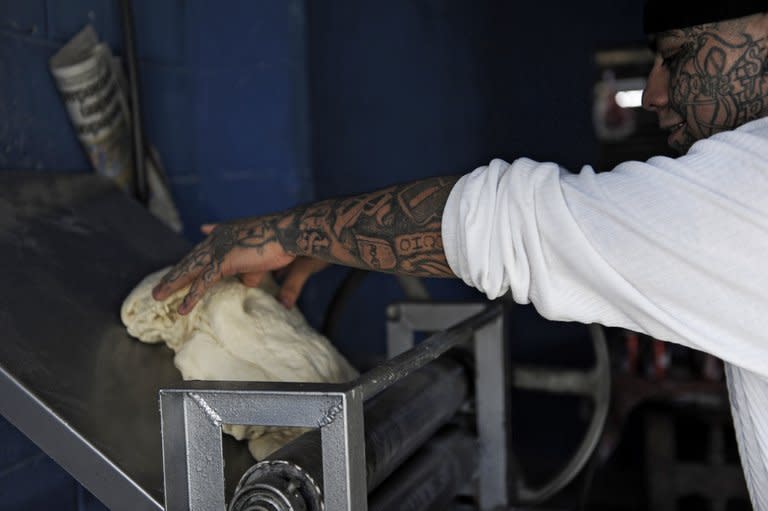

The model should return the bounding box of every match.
[152,176,460,314]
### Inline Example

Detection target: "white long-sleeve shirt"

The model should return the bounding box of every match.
[442,117,768,508]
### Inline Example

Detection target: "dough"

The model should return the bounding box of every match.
[121,268,358,459]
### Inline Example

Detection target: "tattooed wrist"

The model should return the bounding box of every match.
[274,176,460,277]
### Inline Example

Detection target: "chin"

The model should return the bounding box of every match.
[668,141,689,155]
[669,131,698,155]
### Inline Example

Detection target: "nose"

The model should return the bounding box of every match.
[642,58,670,112]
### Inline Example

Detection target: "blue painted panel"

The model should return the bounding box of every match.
[46,0,184,64]
[76,485,108,511]
[0,0,46,37]
[308,1,494,197]
[139,63,199,178]
[0,417,109,510]
[308,0,646,200]
[0,452,77,511]
[170,172,313,241]
[45,0,120,48]
[0,30,88,171]
[164,179,206,240]
[200,167,311,222]
[185,0,306,71]
[132,0,185,64]
[196,68,308,174]
[0,417,44,473]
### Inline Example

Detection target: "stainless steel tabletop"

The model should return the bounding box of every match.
[0,173,254,510]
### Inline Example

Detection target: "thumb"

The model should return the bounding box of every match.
[239,272,266,288]
[278,265,315,309]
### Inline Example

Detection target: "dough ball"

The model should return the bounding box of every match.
[121,266,358,459]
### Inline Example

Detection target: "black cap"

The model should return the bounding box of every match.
[644,0,766,34]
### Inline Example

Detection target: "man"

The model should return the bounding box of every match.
[154,2,768,506]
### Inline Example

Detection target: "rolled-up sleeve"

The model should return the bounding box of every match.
[441,121,768,378]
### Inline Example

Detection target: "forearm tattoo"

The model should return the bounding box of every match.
[277,176,460,277]
[155,176,460,303]
[664,22,768,152]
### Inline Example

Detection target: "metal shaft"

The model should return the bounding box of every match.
[356,303,501,400]
[230,356,469,511]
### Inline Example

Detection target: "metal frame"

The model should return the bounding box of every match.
[160,303,507,511]
[160,382,365,511]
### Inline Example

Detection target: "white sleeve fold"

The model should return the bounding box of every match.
[442,119,768,379]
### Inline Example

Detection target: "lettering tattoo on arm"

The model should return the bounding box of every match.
[278,176,461,277]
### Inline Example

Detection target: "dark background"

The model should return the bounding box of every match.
[0,1,649,509]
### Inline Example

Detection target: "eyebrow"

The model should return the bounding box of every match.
[648,35,658,53]
[649,30,685,54]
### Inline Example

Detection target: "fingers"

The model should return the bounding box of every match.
[278,257,329,308]
[153,219,295,313]
[239,272,266,288]
[178,278,206,314]
[152,224,216,301]
[278,271,310,309]
[152,245,209,301]
[178,265,224,314]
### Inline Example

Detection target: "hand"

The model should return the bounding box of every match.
[199,223,272,288]
[151,217,295,314]
[196,224,329,309]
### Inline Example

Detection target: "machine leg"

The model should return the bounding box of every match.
[161,392,226,511]
[321,390,367,511]
[474,314,512,510]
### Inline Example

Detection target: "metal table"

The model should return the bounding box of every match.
[0,173,254,510]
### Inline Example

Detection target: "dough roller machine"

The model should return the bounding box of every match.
[0,173,610,510]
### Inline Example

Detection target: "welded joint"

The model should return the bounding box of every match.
[317,399,344,427]
[187,392,223,427]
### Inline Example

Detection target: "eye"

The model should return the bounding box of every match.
[661,51,680,68]
[661,42,692,69]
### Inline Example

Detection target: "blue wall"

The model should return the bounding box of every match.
[0,0,645,507]
[0,0,313,237]
[308,0,646,197]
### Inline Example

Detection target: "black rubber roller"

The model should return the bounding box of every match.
[368,426,477,511]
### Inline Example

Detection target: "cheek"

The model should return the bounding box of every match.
[669,64,690,112]
[670,71,716,137]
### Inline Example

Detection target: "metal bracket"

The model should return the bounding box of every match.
[160,383,366,511]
